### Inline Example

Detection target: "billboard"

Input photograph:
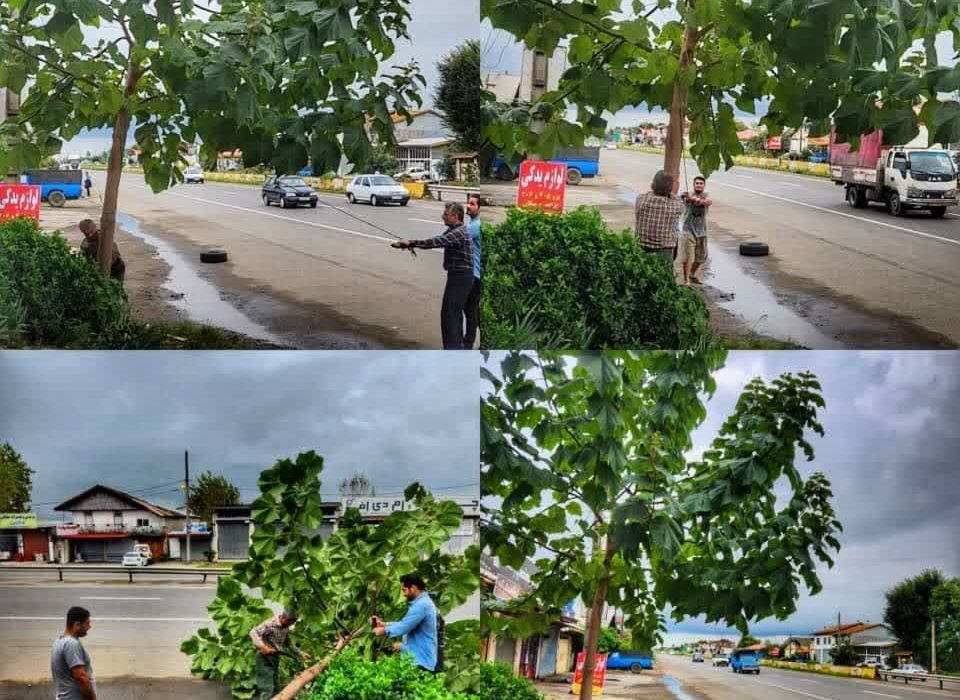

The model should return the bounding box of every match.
[0,184,41,221]
[766,136,782,151]
[0,513,38,529]
[516,160,567,214]
[572,652,608,696]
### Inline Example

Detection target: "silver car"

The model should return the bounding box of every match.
[346,174,410,206]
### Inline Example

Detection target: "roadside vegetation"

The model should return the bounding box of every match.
[0,217,258,349]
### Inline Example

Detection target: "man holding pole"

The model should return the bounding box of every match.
[250,609,310,700]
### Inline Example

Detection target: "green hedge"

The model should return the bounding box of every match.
[481,207,710,349]
[478,663,543,700]
[308,651,475,700]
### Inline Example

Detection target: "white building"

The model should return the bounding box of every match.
[519,47,569,102]
[0,88,19,123]
[810,622,897,664]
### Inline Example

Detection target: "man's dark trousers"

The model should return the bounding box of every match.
[441,271,475,349]
[254,652,280,700]
[463,277,482,349]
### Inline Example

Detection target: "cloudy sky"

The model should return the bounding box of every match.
[482,351,960,637]
[0,352,479,520]
[482,1,958,127]
[62,0,478,154]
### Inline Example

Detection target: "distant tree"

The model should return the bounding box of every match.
[930,578,960,672]
[367,143,399,175]
[884,569,946,666]
[0,443,34,512]
[339,472,374,496]
[737,634,761,649]
[598,626,620,654]
[186,471,240,526]
[830,637,858,666]
[433,40,481,152]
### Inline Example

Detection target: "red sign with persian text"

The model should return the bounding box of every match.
[516,160,567,214]
[0,184,41,221]
[572,652,608,696]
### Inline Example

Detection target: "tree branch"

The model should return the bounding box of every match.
[527,0,642,48]
[2,39,100,87]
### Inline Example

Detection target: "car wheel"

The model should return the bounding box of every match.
[310,201,318,208]
[263,194,270,206]
[930,206,947,218]
[566,168,583,185]
[371,195,379,207]
[889,192,904,217]
[48,190,66,207]
[280,197,289,209]
[846,186,867,208]
[347,193,356,203]
[401,200,408,207]
[630,663,642,673]
[199,179,204,184]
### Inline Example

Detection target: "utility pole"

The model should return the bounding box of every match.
[185,450,191,562]
[932,616,937,674]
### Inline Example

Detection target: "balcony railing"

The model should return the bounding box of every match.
[57,524,167,536]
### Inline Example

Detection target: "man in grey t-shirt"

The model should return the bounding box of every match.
[680,175,712,285]
[51,606,97,700]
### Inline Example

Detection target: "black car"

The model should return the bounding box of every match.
[262,175,319,208]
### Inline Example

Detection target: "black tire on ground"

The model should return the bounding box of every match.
[200,249,228,264]
[846,186,867,208]
[889,192,904,217]
[630,663,642,673]
[199,179,204,184]
[347,193,356,203]
[280,197,289,209]
[371,195,379,207]
[401,200,408,206]
[48,190,66,207]
[496,163,514,180]
[263,194,270,206]
[567,168,583,185]
[310,201,318,208]
[930,206,947,218]
[739,241,770,257]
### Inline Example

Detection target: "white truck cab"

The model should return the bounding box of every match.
[883,148,957,217]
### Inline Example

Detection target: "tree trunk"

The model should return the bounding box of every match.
[98,58,142,274]
[663,3,701,181]
[271,628,363,700]
[578,533,615,700]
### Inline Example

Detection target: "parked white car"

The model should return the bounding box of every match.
[183,166,204,184]
[395,165,432,181]
[132,543,153,563]
[898,664,928,678]
[122,551,149,567]
[346,174,410,206]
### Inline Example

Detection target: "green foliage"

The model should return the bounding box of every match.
[0,0,425,186]
[308,650,474,700]
[737,634,761,649]
[830,638,858,666]
[434,40,482,152]
[0,442,34,512]
[482,351,841,659]
[368,142,400,176]
[480,207,710,350]
[0,217,129,346]
[187,471,241,526]
[478,662,543,700]
[444,620,482,693]
[480,0,960,177]
[930,578,960,672]
[182,451,480,698]
[884,569,946,666]
[598,626,620,654]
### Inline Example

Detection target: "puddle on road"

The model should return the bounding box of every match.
[663,675,699,700]
[616,186,842,348]
[117,212,283,345]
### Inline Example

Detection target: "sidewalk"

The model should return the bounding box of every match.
[535,670,675,699]
[0,678,233,699]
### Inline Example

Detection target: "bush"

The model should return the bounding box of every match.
[478,663,543,700]
[481,207,710,349]
[308,650,474,700]
[0,217,130,346]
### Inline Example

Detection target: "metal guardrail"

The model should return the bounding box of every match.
[879,669,960,690]
[0,564,230,583]
[426,184,481,201]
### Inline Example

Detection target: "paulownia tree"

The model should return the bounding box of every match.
[481,351,843,700]
[0,0,424,274]
[181,451,480,699]
[481,0,960,179]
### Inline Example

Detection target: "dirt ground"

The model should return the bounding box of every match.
[0,678,234,700]
[38,195,184,328]
[535,670,678,699]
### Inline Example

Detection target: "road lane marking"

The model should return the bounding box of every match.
[749,677,836,700]
[863,691,902,698]
[711,181,960,247]
[0,616,207,622]
[78,597,163,601]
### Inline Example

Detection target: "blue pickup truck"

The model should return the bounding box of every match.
[23,169,83,207]
[730,649,761,674]
[606,650,654,673]
[492,146,601,185]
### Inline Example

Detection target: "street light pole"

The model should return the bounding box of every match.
[185,450,191,563]
[931,616,937,674]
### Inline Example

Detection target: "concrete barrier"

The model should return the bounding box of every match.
[761,659,876,679]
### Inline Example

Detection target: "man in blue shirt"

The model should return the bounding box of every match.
[463,194,482,349]
[371,573,438,672]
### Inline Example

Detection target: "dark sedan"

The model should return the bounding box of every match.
[262,175,319,208]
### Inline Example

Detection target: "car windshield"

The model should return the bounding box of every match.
[185,167,200,173]
[909,152,955,174]
[370,176,398,186]
[279,177,308,187]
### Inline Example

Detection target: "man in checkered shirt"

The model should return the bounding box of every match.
[392,201,475,350]
[634,170,684,268]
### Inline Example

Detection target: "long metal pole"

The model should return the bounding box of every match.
[185,450,191,562]
[931,616,936,673]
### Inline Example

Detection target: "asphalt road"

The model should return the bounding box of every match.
[0,583,218,681]
[657,654,960,700]
[89,171,460,348]
[596,149,960,347]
